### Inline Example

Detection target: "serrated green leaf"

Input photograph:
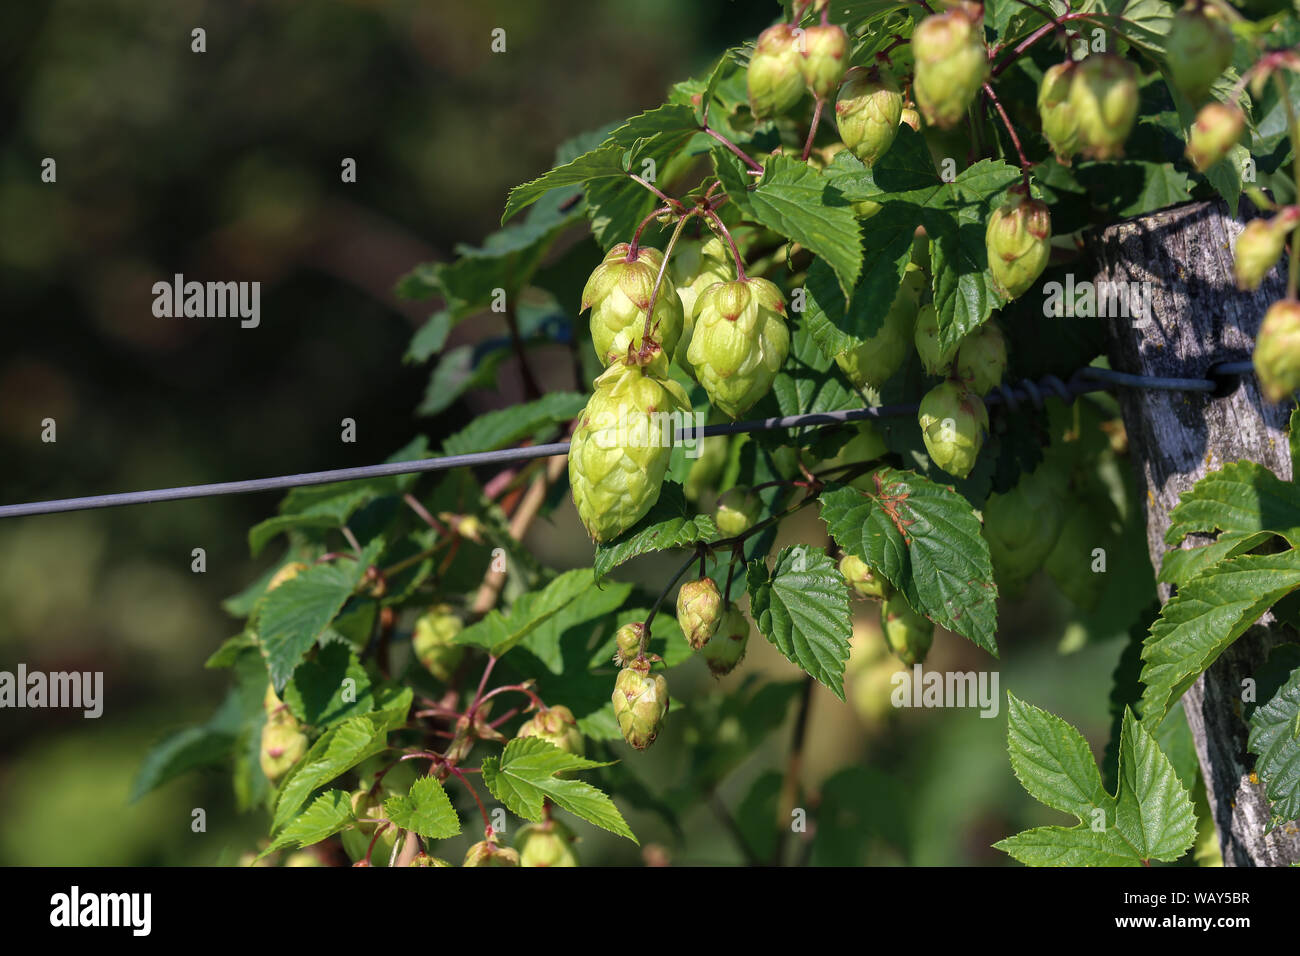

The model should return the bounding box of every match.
[819,468,999,654]
[405,310,452,364]
[1006,694,1110,819]
[746,546,852,699]
[993,825,1142,866]
[593,483,717,579]
[441,392,584,457]
[1247,646,1300,825]
[998,695,1197,866]
[256,540,383,691]
[502,145,626,224]
[281,641,374,728]
[272,712,393,833]
[520,581,634,674]
[1114,709,1199,860]
[1141,552,1300,729]
[383,776,462,840]
[719,153,862,298]
[455,568,596,658]
[263,790,355,856]
[480,737,636,843]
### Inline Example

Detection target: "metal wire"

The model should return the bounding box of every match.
[0,362,1262,520]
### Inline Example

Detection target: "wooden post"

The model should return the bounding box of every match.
[1090,197,1300,866]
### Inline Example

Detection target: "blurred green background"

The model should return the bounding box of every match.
[0,0,1132,866]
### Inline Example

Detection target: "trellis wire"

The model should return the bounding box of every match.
[0,361,1266,520]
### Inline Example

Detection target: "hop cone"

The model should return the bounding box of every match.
[516,820,580,868]
[613,621,646,666]
[983,465,1067,598]
[913,6,989,129]
[914,303,958,376]
[464,837,520,868]
[881,592,934,666]
[836,66,904,167]
[1186,102,1244,172]
[799,23,850,100]
[516,704,585,757]
[1254,299,1300,403]
[918,381,988,479]
[677,576,723,650]
[582,243,683,375]
[715,487,762,537]
[670,236,733,373]
[986,189,1051,300]
[568,363,690,542]
[412,603,465,683]
[612,659,669,750]
[688,276,790,418]
[1233,209,1298,291]
[840,554,890,600]
[955,321,1007,394]
[1037,62,1081,163]
[1069,55,1139,160]
[748,23,805,119]
[703,605,750,677]
[1166,4,1233,104]
[834,264,925,388]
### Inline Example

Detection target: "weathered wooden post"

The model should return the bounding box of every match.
[1090,197,1300,866]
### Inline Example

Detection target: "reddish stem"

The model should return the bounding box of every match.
[448,765,493,833]
[704,126,764,175]
[991,12,1099,78]
[802,97,826,162]
[983,82,1033,183]
[705,209,747,281]
[628,204,672,259]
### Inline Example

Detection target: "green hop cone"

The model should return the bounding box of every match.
[1037,62,1081,164]
[516,820,580,868]
[677,576,723,650]
[880,592,934,666]
[703,605,750,677]
[343,788,398,866]
[412,603,465,682]
[912,5,989,129]
[833,264,925,388]
[955,321,1007,394]
[517,704,585,757]
[670,237,733,373]
[986,188,1051,301]
[409,853,453,867]
[1253,299,1300,403]
[582,243,683,374]
[715,487,762,537]
[684,429,729,502]
[748,23,806,119]
[613,621,646,666]
[259,719,307,781]
[918,381,989,479]
[1044,501,1110,610]
[1166,4,1234,104]
[983,465,1066,598]
[798,23,849,100]
[914,303,958,376]
[1233,209,1298,292]
[568,363,690,543]
[612,658,669,750]
[688,276,790,418]
[1069,55,1139,160]
[464,836,520,867]
[835,66,903,167]
[1186,101,1245,173]
[840,554,890,600]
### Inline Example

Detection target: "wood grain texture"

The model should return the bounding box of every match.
[1089,197,1300,866]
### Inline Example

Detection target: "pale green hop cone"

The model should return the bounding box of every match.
[881,592,934,666]
[582,242,683,375]
[986,189,1051,301]
[612,659,669,750]
[688,276,790,418]
[912,6,988,129]
[568,363,691,543]
[836,65,904,167]
[833,264,925,388]
[1253,299,1300,403]
[918,380,989,479]
[748,23,806,119]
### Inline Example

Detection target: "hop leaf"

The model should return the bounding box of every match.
[833,264,924,388]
